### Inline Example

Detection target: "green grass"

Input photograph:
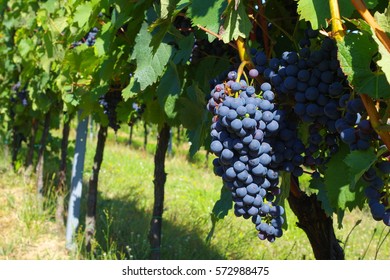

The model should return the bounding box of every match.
[0,123,389,260]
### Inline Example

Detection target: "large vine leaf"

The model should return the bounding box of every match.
[221,1,252,43]
[373,7,390,84]
[177,82,205,130]
[276,172,290,230]
[156,61,181,122]
[173,34,194,64]
[63,45,97,76]
[309,176,334,216]
[188,0,227,42]
[344,148,377,189]
[212,185,233,220]
[323,144,355,212]
[149,1,189,53]
[188,116,209,156]
[206,184,233,244]
[337,31,390,98]
[73,2,93,29]
[160,0,181,19]
[296,0,379,29]
[296,0,329,29]
[131,22,172,90]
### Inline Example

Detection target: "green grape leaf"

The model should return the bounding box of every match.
[296,0,378,29]
[309,176,334,216]
[296,0,330,29]
[177,81,205,130]
[177,98,203,130]
[63,93,76,104]
[132,23,172,90]
[324,144,354,211]
[277,172,291,230]
[143,99,166,126]
[150,0,191,52]
[212,184,233,220]
[344,148,377,189]
[173,34,194,64]
[337,31,390,98]
[164,94,179,122]
[160,0,181,19]
[41,0,58,15]
[344,178,367,212]
[52,16,68,34]
[374,4,390,32]
[192,56,231,93]
[43,32,54,59]
[221,2,251,43]
[64,45,97,76]
[122,78,140,100]
[187,111,210,157]
[344,18,372,34]
[188,0,227,42]
[149,19,171,53]
[157,62,181,121]
[17,38,33,57]
[373,7,390,84]
[94,22,113,57]
[73,2,93,28]
[206,184,232,244]
[177,83,205,130]
[116,100,133,124]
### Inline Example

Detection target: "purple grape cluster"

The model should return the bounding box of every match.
[208,26,390,240]
[252,30,379,176]
[207,71,285,242]
[99,89,122,131]
[71,27,99,48]
[363,161,390,226]
[11,81,28,107]
[250,28,389,228]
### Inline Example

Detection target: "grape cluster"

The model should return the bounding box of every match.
[71,27,99,48]
[336,99,375,151]
[252,28,380,175]
[251,28,389,228]
[99,89,122,131]
[11,81,28,107]
[209,26,390,238]
[208,70,285,242]
[363,161,390,226]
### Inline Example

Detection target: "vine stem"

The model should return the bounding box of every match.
[329,0,345,41]
[351,0,390,53]
[236,37,251,63]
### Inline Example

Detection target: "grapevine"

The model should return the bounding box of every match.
[207,19,390,241]
[1,0,389,260]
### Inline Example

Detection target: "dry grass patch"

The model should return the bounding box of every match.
[0,172,69,260]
